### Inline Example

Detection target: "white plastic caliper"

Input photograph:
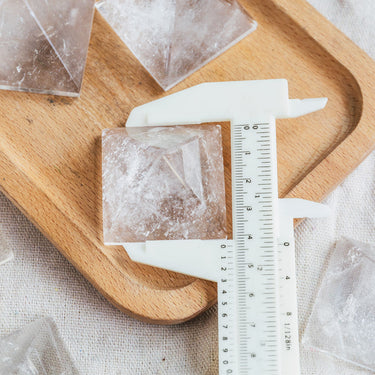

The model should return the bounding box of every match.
[124,79,330,375]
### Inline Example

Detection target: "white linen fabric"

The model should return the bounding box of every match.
[1,0,375,373]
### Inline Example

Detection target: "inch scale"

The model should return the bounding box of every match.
[121,80,330,374]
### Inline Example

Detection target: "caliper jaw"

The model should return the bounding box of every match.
[122,199,330,281]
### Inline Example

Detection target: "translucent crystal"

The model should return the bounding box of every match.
[0,229,13,266]
[0,0,95,97]
[0,318,79,374]
[102,125,227,244]
[96,0,257,90]
[303,238,375,372]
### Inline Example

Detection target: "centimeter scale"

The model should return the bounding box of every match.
[122,80,330,374]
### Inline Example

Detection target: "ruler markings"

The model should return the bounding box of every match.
[219,119,284,375]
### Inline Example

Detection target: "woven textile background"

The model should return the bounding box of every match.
[1,0,375,373]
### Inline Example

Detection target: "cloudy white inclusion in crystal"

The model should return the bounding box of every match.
[96,0,257,90]
[0,0,95,96]
[102,125,227,244]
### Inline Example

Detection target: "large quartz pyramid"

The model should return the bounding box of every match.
[0,0,95,97]
[97,0,257,90]
[102,125,227,244]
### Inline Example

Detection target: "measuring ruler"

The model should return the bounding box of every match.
[218,118,299,374]
[122,80,330,375]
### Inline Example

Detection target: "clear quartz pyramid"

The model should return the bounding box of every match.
[96,0,257,90]
[102,125,227,244]
[0,230,13,266]
[303,238,375,372]
[0,0,95,97]
[0,318,79,374]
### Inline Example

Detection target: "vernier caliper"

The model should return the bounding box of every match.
[123,79,330,375]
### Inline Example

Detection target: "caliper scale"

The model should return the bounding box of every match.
[120,80,330,374]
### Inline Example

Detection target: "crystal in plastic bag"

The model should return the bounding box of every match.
[96,0,257,90]
[0,318,79,375]
[0,0,95,97]
[102,125,227,244]
[303,238,375,372]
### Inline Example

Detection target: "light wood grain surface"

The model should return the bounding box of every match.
[1,0,375,324]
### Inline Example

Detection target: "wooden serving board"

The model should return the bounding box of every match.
[1,0,375,324]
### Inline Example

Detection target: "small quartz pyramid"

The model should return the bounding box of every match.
[0,230,13,266]
[102,125,227,244]
[303,238,375,372]
[0,318,79,374]
[0,0,95,97]
[96,0,257,90]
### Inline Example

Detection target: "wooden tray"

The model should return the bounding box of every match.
[1,0,375,324]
